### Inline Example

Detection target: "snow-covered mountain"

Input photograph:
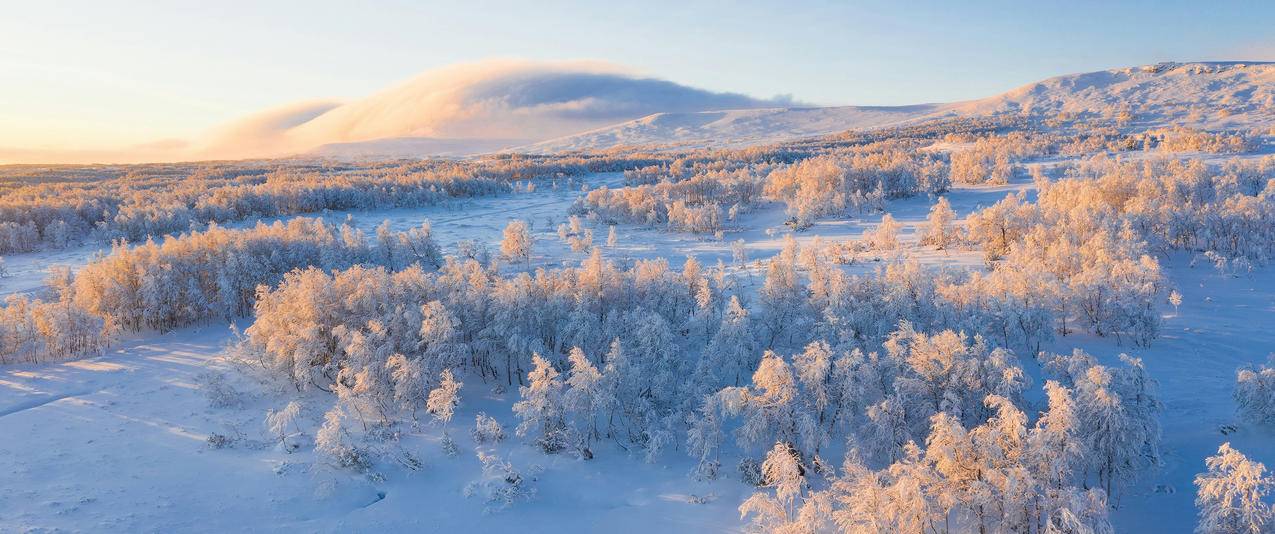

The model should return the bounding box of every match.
[281,61,1272,158]
[515,104,948,153]
[520,62,1275,153]
[950,61,1275,128]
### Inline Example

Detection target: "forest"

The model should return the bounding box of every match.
[2,116,1272,533]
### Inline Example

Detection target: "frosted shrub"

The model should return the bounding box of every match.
[918,196,958,249]
[1236,357,1275,427]
[738,457,764,486]
[316,408,373,472]
[869,213,901,250]
[0,293,110,364]
[464,452,536,513]
[1194,443,1274,534]
[441,435,459,457]
[472,413,506,444]
[500,220,534,266]
[69,217,441,334]
[197,371,241,408]
[456,239,490,264]
[265,401,302,451]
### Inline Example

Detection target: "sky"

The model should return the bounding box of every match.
[1,0,1272,157]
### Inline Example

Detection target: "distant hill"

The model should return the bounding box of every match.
[517,62,1274,154]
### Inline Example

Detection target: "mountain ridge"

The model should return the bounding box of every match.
[511,61,1274,154]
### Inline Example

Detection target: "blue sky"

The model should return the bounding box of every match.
[1,0,1271,150]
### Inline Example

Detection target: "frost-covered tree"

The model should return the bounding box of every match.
[563,346,606,450]
[739,442,824,533]
[629,309,683,414]
[1028,381,1084,493]
[687,392,726,481]
[500,219,534,267]
[884,324,1027,435]
[723,351,800,454]
[792,341,834,429]
[426,368,462,427]
[864,395,912,464]
[418,301,464,378]
[870,213,902,250]
[827,450,891,532]
[426,367,463,455]
[377,220,442,270]
[513,353,569,453]
[695,296,759,391]
[1194,443,1274,534]
[386,353,425,418]
[918,196,958,250]
[1068,356,1162,500]
[315,406,371,471]
[758,257,809,348]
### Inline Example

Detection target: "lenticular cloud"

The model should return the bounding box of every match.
[196,59,789,159]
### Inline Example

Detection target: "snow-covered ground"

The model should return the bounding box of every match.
[3,152,1272,532]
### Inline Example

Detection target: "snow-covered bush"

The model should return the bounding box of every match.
[0,292,109,364]
[764,143,948,224]
[500,220,534,266]
[194,371,239,408]
[868,213,901,250]
[66,217,441,334]
[1194,443,1274,534]
[917,196,958,249]
[472,413,506,444]
[265,401,302,451]
[1236,357,1275,427]
[464,452,537,513]
[315,407,374,472]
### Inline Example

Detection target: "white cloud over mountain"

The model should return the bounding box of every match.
[190,59,791,160]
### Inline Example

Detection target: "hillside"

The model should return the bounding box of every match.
[521,62,1275,153]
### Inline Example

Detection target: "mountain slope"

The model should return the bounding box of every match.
[516,104,950,152]
[952,61,1275,128]
[521,62,1275,153]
